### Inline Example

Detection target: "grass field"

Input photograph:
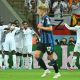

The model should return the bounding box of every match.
[0,69,80,80]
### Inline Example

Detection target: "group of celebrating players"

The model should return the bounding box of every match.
[0,21,35,70]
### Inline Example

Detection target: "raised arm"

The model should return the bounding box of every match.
[64,23,78,30]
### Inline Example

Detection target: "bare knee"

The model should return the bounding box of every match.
[34,50,41,58]
[47,54,53,60]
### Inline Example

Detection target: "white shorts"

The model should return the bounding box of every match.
[22,45,32,54]
[15,40,23,53]
[16,47,23,53]
[74,43,80,53]
[3,39,16,51]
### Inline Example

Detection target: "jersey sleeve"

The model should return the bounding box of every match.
[12,27,20,34]
[28,28,35,35]
[43,16,52,27]
[46,17,51,26]
[64,23,78,30]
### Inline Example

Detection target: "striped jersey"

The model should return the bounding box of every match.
[40,15,54,44]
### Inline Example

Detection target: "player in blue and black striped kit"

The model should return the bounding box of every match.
[34,6,61,79]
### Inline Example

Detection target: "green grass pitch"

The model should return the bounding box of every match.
[0,69,80,80]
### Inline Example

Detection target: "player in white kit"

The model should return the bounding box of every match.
[22,21,35,69]
[0,25,4,69]
[64,18,80,69]
[0,25,8,68]
[3,22,20,69]
[15,25,24,69]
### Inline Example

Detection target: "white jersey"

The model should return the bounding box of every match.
[5,27,20,41]
[0,25,9,50]
[0,26,3,41]
[0,26,4,50]
[23,28,35,45]
[22,28,35,53]
[3,27,20,51]
[15,28,24,53]
[65,23,80,43]
[0,25,9,41]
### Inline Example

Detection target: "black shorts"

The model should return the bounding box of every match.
[36,42,54,54]
[0,50,2,54]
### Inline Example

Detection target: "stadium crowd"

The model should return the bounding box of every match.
[24,0,80,17]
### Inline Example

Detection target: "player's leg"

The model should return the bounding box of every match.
[70,44,78,69]
[16,51,21,69]
[21,46,25,68]
[70,52,77,69]
[3,41,9,69]
[22,54,27,68]
[16,40,23,69]
[28,54,32,70]
[20,50,25,69]
[0,42,3,68]
[47,44,61,78]
[27,45,33,70]
[10,40,17,69]
[79,56,80,66]
[21,54,24,68]
[3,51,9,69]
[34,43,50,77]
[48,53,61,78]
[16,43,20,69]
[16,47,23,69]
[0,50,3,68]
[22,45,28,69]
[11,50,16,69]
[35,50,50,77]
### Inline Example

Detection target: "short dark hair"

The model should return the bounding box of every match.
[22,21,28,24]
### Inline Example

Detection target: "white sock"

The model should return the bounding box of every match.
[0,54,2,68]
[12,55,16,68]
[4,55,9,68]
[71,56,77,68]
[16,56,20,68]
[28,56,32,69]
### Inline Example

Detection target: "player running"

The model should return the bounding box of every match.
[34,6,61,78]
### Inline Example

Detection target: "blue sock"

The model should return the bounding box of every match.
[48,59,55,66]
